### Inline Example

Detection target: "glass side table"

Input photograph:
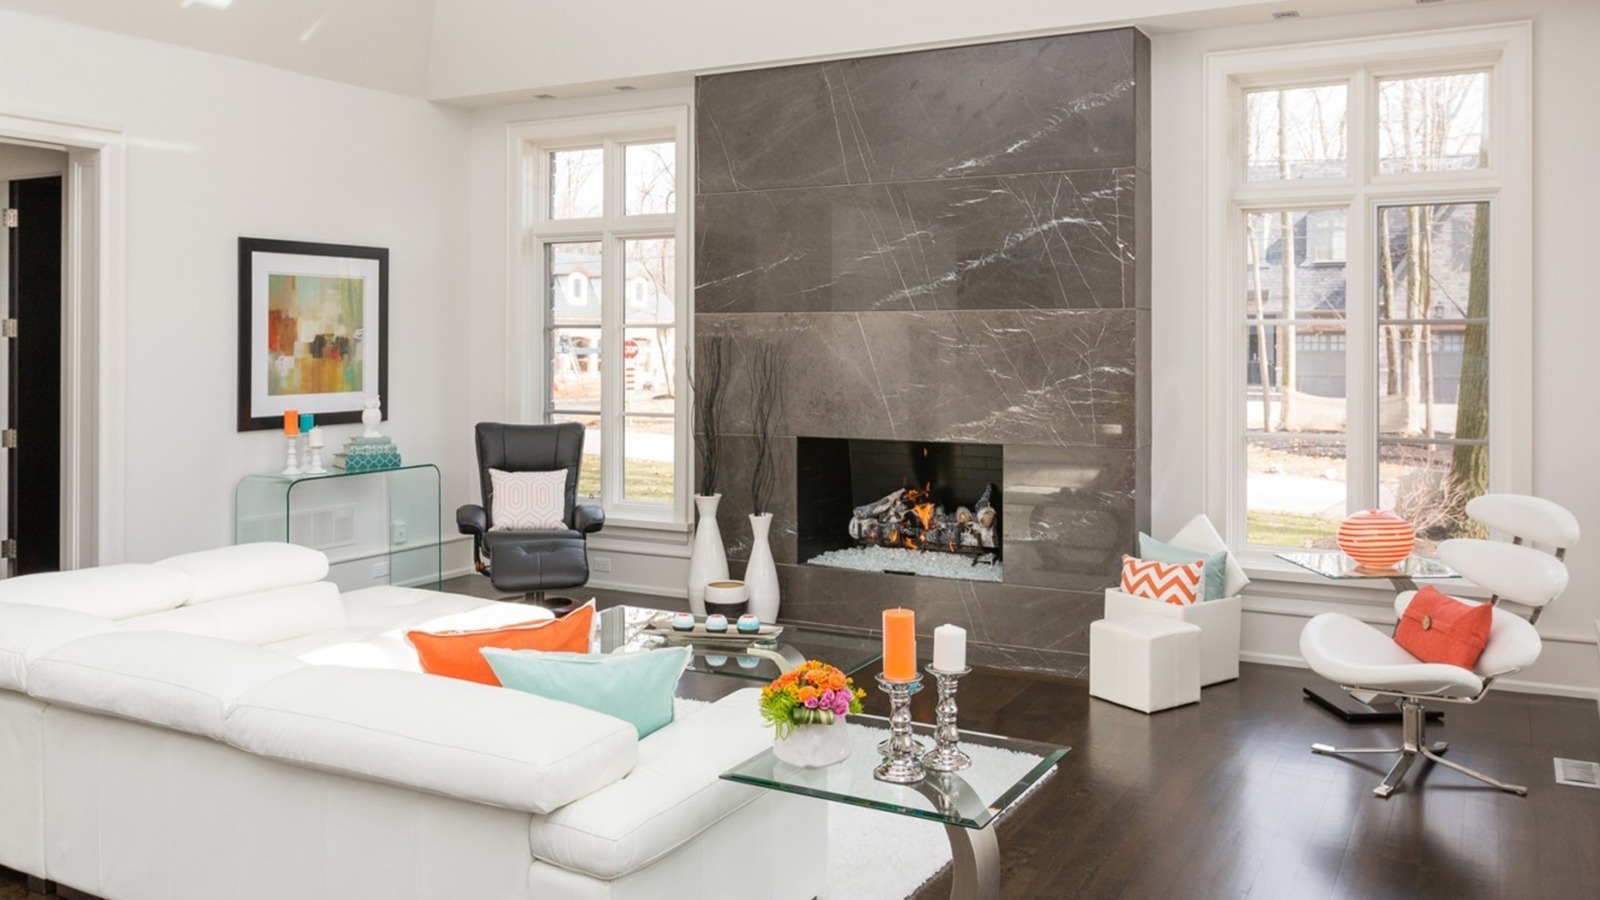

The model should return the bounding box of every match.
[1277,549,1457,723]
[236,464,441,589]
[723,717,1067,900]
[601,606,883,683]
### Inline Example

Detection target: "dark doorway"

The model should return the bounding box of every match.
[7,175,62,575]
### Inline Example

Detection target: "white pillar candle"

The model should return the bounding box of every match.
[307,426,324,448]
[933,624,967,671]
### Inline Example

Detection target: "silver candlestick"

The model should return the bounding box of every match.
[874,673,926,784]
[921,665,972,772]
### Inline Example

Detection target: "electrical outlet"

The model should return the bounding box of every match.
[391,521,406,545]
[372,560,390,579]
[592,556,613,574]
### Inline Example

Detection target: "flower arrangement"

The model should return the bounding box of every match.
[760,660,866,739]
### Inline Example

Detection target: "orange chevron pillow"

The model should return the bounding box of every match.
[1120,554,1205,606]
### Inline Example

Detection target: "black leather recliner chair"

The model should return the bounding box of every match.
[457,422,605,611]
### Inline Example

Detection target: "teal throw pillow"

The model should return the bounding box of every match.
[1138,533,1228,602]
[481,646,690,738]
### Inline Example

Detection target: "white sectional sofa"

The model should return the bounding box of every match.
[0,543,823,900]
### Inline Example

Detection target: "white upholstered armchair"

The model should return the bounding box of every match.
[1299,494,1579,798]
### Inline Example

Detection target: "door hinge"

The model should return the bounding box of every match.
[2,208,15,228]
[1,429,14,449]
[1,539,15,560]
[2,319,15,339]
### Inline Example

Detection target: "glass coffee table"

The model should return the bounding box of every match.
[722,716,1067,900]
[599,606,883,682]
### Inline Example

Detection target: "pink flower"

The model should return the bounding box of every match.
[803,696,819,708]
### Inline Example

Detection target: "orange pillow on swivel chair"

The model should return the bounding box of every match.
[1393,585,1493,669]
[407,601,595,685]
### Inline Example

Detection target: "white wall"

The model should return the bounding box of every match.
[1151,0,1600,697]
[0,9,475,565]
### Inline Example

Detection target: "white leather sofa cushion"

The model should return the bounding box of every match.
[527,689,769,879]
[227,666,638,814]
[122,581,347,645]
[0,564,192,620]
[27,632,305,740]
[0,603,123,692]
[338,585,512,629]
[154,542,329,604]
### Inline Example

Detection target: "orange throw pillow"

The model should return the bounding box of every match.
[1394,585,1492,669]
[407,602,594,685]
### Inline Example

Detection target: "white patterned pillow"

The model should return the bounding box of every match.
[488,469,568,531]
[1119,554,1204,606]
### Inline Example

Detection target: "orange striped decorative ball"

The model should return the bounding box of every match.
[1336,509,1415,568]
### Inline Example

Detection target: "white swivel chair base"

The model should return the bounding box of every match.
[1312,697,1527,797]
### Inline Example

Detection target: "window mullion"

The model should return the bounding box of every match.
[1345,196,1377,512]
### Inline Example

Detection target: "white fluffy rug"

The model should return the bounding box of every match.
[822,725,1055,900]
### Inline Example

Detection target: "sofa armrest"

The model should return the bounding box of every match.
[574,504,605,535]
[457,504,487,536]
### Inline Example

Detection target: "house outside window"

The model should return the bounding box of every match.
[511,108,690,527]
[1205,25,1531,560]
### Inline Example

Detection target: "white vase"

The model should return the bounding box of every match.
[745,512,780,623]
[772,717,851,768]
[687,494,729,616]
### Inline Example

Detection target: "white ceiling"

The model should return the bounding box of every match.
[0,0,1495,105]
[0,0,436,96]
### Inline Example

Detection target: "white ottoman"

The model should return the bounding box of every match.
[1089,615,1201,713]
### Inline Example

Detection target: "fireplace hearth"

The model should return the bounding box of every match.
[796,437,1002,582]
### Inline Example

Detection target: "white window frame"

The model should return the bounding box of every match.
[508,107,692,530]
[1203,23,1532,571]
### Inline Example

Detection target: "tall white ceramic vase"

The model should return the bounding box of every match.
[745,512,780,624]
[687,494,729,616]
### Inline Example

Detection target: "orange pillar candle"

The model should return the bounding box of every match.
[283,410,300,436]
[882,608,917,681]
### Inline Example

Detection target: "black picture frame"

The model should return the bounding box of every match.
[237,237,388,431]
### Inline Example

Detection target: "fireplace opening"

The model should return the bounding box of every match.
[796,437,1002,582]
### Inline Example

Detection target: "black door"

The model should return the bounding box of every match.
[7,175,62,575]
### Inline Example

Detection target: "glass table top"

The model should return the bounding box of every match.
[602,606,883,682]
[721,715,1067,830]
[1276,550,1457,581]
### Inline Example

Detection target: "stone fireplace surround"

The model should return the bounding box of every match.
[693,27,1151,677]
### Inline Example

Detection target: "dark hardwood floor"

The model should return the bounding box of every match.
[5,577,1597,898]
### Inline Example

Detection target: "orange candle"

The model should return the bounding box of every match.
[882,608,917,682]
[283,410,300,436]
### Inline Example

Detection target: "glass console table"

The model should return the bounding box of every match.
[235,464,441,589]
[1277,549,1457,722]
[723,717,1067,900]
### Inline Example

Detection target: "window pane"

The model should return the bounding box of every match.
[624,416,674,503]
[624,142,675,215]
[550,242,602,325]
[1376,202,1489,439]
[1246,324,1348,433]
[550,147,603,218]
[623,238,677,414]
[551,327,602,408]
[1246,84,1347,181]
[1247,437,1346,548]
[1380,441,1489,555]
[1245,210,1349,319]
[1379,72,1488,174]
[551,413,602,499]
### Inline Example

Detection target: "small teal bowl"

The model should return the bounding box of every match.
[736,614,761,633]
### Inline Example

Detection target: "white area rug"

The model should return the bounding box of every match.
[822,725,1055,900]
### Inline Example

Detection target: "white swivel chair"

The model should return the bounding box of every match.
[1299,494,1579,797]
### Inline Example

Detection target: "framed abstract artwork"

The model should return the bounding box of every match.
[237,237,388,431]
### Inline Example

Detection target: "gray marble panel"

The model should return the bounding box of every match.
[697,309,1137,449]
[704,434,797,566]
[696,169,1134,314]
[1002,445,1136,591]
[697,29,1143,194]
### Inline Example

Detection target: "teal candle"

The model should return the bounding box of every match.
[298,413,314,434]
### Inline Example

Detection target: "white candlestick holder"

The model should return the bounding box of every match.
[282,435,302,476]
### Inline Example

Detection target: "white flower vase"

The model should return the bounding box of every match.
[687,494,729,616]
[772,716,851,768]
[745,512,780,623]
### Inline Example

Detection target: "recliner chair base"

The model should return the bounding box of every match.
[1312,697,1527,797]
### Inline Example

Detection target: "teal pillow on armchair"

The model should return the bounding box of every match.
[482,646,690,738]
